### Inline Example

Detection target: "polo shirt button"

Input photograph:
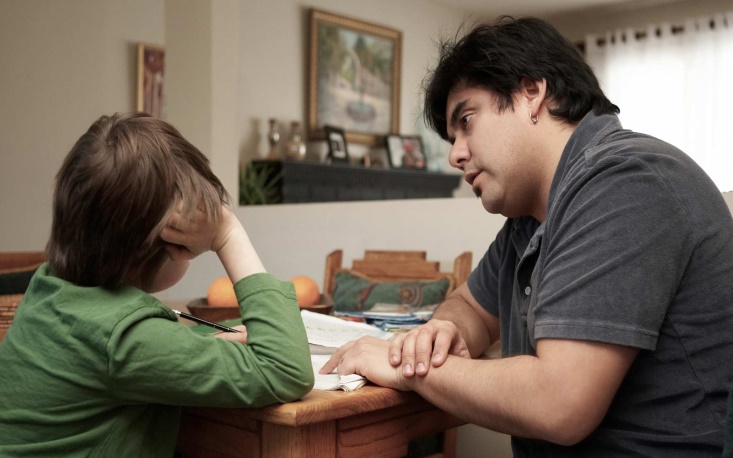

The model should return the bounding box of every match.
[524,286,531,296]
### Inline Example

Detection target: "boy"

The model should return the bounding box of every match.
[0,112,314,456]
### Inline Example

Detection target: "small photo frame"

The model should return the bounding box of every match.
[324,125,350,163]
[136,43,165,118]
[387,135,427,169]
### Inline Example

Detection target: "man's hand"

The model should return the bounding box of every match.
[319,336,409,390]
[388,319,471,377]
[213,325,248,343]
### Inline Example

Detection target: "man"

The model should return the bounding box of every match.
[322,17,733,456]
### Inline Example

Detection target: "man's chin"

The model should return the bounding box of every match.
[479,195,503,215]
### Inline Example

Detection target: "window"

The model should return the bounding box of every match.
[586,12,733,192]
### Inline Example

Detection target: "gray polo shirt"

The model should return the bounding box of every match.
[468,111,733,456]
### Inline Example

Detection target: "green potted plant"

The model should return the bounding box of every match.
[239,161,282,205]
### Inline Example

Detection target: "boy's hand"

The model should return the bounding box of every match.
[213,325,248,343]
[161,206,239,260]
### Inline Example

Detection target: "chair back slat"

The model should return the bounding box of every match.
[352,260,440,279]
[363,251,426,261]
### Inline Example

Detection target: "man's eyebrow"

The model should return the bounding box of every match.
[449,99,469,131]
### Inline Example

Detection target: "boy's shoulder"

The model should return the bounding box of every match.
[22,266,176,338]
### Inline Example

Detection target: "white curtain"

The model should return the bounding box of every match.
[585,12,733,192]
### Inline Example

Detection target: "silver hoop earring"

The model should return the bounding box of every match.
[530,112,539,124]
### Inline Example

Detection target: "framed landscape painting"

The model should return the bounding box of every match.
[308,9,401,146]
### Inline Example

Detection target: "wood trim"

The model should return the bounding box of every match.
[452,252,472,287]
[363,251,426,261]
[0,251,44,272]
[338,407,463,458]
[352,260,440,278]
[263,421,337,458]
[323,250,343,296]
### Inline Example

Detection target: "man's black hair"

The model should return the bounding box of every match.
[423,16,619,140]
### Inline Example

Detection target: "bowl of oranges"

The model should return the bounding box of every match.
[187,275,333,321]
[186,277,240,321]
[290,275,333,315]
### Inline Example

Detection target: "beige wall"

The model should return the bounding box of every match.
[0,0,164,251]
[547,0,733,42]
[0,0,465,251]
[164,197,500,300]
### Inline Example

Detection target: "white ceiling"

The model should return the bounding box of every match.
[427,0,678,18]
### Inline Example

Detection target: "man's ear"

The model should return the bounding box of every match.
[519,77,548,118]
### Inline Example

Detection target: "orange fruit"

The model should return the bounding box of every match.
[290,275,320,307]
[207,277,237,307]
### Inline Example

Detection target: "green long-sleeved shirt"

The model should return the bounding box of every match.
[0,265,313,457]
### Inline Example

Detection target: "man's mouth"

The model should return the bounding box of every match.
[464,171,479,186]
[465,171,482,198]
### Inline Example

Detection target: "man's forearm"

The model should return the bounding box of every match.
[403,339,636,446]
[433,295,493,357]
[406,354,561,440]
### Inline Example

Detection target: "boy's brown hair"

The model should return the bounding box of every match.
[46,112,229,289]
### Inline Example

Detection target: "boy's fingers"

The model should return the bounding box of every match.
[214,331,247,343]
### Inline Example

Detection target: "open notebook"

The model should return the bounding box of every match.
[301,310,391,391]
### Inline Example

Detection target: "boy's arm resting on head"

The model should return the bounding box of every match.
[388,282,499,376]
[162,206,266,282]
[111,206,313,407]
[327,334,637,446]
[107,274,314,407]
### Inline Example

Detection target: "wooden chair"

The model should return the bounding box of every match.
[323,249,472,458]
[0,251,45,343]
[323,249,472,298]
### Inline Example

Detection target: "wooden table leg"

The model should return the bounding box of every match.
[262,421,337,458]
[442,427,458,458]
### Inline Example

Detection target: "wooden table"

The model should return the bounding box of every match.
[175,385,464,458]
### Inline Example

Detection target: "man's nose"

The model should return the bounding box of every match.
[448,138,468,170]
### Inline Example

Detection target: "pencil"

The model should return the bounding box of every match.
[173,309,242,333]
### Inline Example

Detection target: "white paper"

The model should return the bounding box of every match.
[302,311,390,392]
[301,310,390,348]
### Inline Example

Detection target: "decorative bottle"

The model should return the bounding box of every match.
[266,118,280,160]
[285,121,306,161]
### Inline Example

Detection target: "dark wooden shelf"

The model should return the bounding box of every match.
[250,160,461,204]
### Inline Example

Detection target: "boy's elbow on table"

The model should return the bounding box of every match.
[268,359,315,402]
[285,368,316,401]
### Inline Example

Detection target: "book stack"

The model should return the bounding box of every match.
[335,303,435,332]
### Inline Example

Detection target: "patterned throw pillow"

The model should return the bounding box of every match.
[332,270,453,312]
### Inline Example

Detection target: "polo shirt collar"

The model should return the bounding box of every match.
[546,111,624,215]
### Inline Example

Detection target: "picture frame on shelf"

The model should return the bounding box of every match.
[324,125,350,163]
[362,148,390,168]
[308,9,401,147]
[136,43,165,118]
[386,135,427,170]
